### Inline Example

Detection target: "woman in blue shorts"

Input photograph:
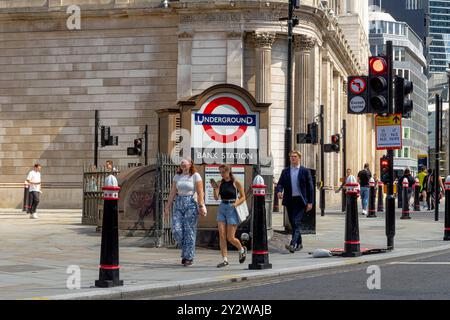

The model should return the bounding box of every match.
[211,164,247,268]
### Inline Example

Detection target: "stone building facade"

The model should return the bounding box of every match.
[0,0,372,208]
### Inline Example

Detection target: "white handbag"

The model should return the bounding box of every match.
[234,185,249,223]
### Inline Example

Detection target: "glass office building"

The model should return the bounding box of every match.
[369,10,429,174]
[429,0,450,73]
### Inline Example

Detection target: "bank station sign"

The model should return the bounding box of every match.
[191,93,260,164]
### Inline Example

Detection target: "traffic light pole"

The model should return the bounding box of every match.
[284,0,294,169]
[144,124,148,166]
[320,104,325,216]
[386,41,395,250]
[94,110,99,167]
[342,119,347,212]
[435,94,441,222]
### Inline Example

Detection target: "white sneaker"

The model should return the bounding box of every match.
[362,210,367,215]
[31,213,38,219]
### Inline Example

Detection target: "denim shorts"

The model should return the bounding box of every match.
[217,202,239,225]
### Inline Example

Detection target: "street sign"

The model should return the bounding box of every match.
[347,76,368,114]
[349,77,366,95]
[375,114,402,150]
[349,96,366,113]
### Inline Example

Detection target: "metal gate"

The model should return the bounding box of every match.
[82,164,126,226]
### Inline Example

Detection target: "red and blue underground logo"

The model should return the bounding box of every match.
[194,96,256,143]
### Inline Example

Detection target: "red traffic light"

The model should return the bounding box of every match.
[381,160,389,167]
[331,135,338,143]
[369,57,387,75]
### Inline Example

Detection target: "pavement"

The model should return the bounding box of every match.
[0,205,450,300]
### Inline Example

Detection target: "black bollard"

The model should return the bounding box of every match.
[377,181,384,213]
[444,176,450,241]
[413,178,420,212]
[400,178,411,220]
[367,178,377,218]
[22,181,29,212]
[95,176,123,288]
[343,176,362,257]
[249,175,272,270]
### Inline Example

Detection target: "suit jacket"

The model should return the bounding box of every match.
[275,166,314,207]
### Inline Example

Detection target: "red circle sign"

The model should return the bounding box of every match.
[349,77,366,95]
[202,96,248,143]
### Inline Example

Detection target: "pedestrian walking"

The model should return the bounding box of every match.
[164,159,207,266]
[336,168,352,193]
[275,151,314,253]
[417,166,428,205]
[424,169,433,210]
[26,164,42,219]
[210,164,247,268]
[398,168,415,208]
[357,163,372,215]
[428,171,445,210]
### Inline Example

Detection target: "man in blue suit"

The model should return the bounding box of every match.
[275,150,314,253]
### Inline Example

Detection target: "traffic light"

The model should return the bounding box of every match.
[331,134,340,152]
[134,138,142,156]
[308,122,319,144]
[368,56,389,114]
[100,126,111,147]
[394,76,413,118]
[380,155,391,184]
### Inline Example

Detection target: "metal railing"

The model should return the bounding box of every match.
[82,164,126,226]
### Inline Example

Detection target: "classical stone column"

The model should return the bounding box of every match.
[293,35,316,168]
[252,32,276,103]
[227,32,243,87]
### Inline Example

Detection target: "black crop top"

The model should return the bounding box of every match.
[219,180,237,200]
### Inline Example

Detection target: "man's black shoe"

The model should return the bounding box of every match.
[285,244,296,253]
[295,244,303,251]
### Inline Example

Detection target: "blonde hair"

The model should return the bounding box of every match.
[289,150,301,158]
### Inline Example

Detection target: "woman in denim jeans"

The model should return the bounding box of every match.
[165,159,207,266]
[211,165,247,268]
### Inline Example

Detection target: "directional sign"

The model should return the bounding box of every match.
[375,114,402,150]
[349,77,366,95]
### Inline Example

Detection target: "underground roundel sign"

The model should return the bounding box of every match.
[191,93,259,164]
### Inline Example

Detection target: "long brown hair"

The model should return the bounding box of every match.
[219,164,235,182]
[176,159,197,176]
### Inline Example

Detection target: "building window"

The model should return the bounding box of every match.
[403,147,410,158]
[403,127,411,139]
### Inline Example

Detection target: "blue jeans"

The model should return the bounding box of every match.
[217,202,239,225]
[172,195,198,260]
[360,187,369,210]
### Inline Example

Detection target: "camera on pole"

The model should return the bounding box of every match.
[368,56,389,115]
[394,76,414,118]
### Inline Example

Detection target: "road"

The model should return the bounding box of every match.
[141,249,450,300]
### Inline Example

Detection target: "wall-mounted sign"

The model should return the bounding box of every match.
[191,93,259,164]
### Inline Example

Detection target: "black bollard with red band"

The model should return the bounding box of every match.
[377,181,384,213]
[22,181,29,212]
[400,178,411,220]
[444,176,450,241]
[343,175,362,257]
[249,175,272,270]
[413,178,420,212]
[367,177,377,218]
[95,175,123,288]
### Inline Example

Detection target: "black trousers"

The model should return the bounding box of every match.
[28,191,40,214]
[286,197,306,248]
